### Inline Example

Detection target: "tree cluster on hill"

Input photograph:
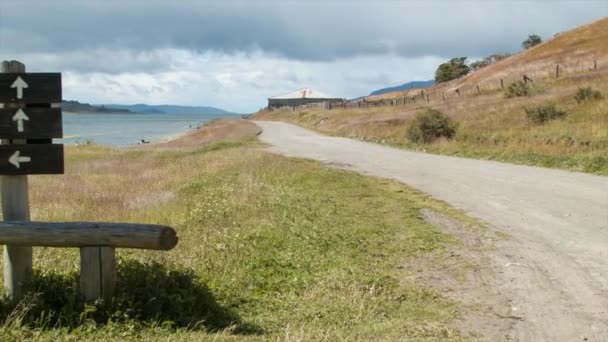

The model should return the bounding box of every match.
[434,33,542,83]
[434,57,470,83]
[469,53,511,71]
[522,34,542,49]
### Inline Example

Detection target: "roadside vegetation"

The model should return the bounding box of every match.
[407,109,457,143]
[0,119,475,341]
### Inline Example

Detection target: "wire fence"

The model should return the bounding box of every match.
[271,59,602,111]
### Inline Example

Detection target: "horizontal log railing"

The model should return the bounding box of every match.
[0,221,179,303]
[0,221,178,250]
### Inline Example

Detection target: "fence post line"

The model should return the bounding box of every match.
[442,93,445,101]
[1,60,33,300]
[476,85,481,95]
[501,79,504,89]
[556,64,560,78]
[594,60,597,71]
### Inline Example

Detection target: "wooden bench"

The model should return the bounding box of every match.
[0,221,178,303]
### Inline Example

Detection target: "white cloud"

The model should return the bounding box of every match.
[59,49,445,112]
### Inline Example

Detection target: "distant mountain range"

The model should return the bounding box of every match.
[103,104,235,115]
[369,80,435,96]
[62,100,135,114]
[61,101,235,115]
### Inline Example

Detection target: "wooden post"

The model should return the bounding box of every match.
[500,79,504,89]
[80,246,115,303]
[476,85,481,95]
[426,94,430,103]
[555,64,560,78]
[593,60,597,71]
[442,93,445,101]
[1,60,32,300]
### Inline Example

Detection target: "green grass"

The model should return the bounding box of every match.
[0,142,471,341]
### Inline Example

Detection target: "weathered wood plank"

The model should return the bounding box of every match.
[0,144,64,175]
[0,221,178,250]
[0,108,63,139]
[80,247,102,301]
[1,60,32,300]
[80,246,115,303]
[99,246,116,303]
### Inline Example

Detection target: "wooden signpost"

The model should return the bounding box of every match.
[0,60,178,303]
[0,73,61,104]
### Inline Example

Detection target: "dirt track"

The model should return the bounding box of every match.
[255,120,608,342]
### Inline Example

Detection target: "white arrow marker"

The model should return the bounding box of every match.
[12,109,29,132]
[10,76,28,99]
[8,150,31,169]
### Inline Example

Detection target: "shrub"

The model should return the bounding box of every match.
[505,80,530,98]
[525,103,567,125]
[407,109,457,143]
[574,87,603,104]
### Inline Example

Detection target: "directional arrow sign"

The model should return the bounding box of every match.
[10,77,28,99]
[0,73,61,104]
[8,150,31,168]
[12,109,29,132]
[0,144,63,175]
[0,108,62,139]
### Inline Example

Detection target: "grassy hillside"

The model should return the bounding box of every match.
[255,18,608,175]
[0,119,480,341]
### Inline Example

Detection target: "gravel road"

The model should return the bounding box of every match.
[255,120,608,342]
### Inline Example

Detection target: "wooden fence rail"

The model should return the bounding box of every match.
[0,221,178,250]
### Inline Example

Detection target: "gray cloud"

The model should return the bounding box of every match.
[1,0,605,65]
[0,1,605,112]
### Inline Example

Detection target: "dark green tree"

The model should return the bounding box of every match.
[522,35,542,49]
[434,57,470,83]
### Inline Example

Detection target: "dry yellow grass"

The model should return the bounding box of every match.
[146,118,261,150]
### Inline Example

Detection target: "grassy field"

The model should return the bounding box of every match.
[0,119,477,341]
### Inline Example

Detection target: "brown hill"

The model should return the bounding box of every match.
[369,17,608,101]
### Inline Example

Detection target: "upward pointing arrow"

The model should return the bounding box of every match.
[12,109,29,132]
[8,150,31,169]
[10,76,28,99]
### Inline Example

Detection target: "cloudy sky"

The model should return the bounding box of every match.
[0,1,605,113]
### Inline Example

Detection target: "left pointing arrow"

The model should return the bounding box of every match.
[8,150,31,168]
[12,109,29,132]
[10,76,28,99]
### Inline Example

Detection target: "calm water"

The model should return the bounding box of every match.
[61,112,239,147]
